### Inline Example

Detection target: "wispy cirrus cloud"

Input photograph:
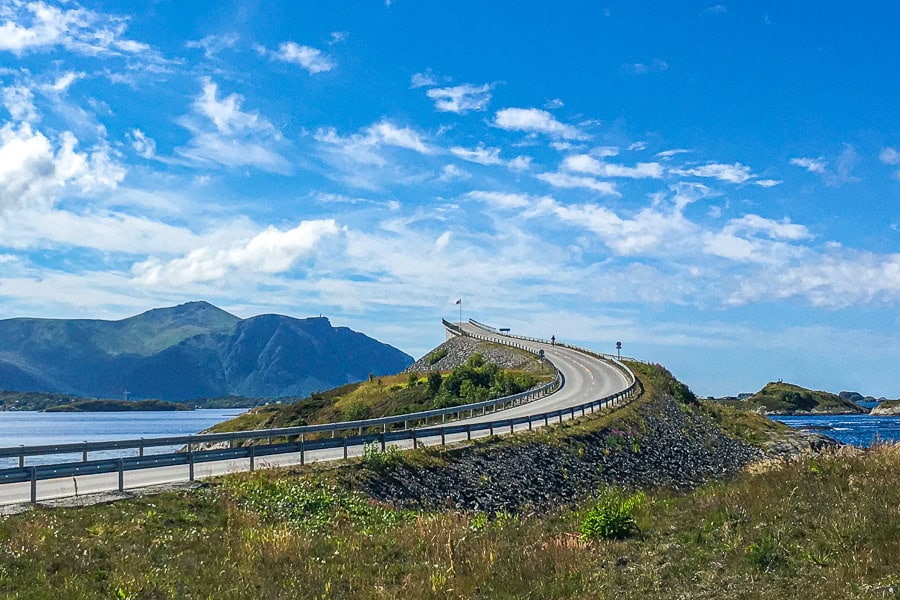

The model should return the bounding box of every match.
[790,145,859,186]
[450,143,530,170]
[174,77,290,174]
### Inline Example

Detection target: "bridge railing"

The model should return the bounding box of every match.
[0,330,563,470]
[1,318,642,504]
[462,319,637,387]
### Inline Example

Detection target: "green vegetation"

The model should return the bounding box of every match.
[578,489,645,540]
[44,399,192,412]
[722,381,867,415]
[208,353,548,437]
[5,442,900,597]
[426,347,449,365]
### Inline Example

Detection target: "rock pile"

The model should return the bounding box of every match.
[405,335,537,373]
[364,392,814,514]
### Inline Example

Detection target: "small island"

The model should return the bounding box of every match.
[719,381,868,415]
[44,399,193,412]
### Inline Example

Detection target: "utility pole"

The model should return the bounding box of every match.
[456,298,462,328]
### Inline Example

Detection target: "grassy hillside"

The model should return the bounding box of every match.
[721,381,867,415]
[44,399,192,412]
[0,362,889,599]
[209,352,552,434]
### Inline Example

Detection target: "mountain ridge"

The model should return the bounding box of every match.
[0,302,413,401]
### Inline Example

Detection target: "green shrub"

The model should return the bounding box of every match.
[579,489,645,540]
[361,442,403,471]
[427,348,449,365]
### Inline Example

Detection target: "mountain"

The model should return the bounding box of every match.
[0,302,413,401]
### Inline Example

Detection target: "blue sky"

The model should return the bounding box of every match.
[1,0,898,397]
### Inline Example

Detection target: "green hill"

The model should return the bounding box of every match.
[721,381,867,415]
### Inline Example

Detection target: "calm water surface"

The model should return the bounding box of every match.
[0,409,245,468]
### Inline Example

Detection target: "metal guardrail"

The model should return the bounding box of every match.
[0,328,563,468]
[0,319,639,503]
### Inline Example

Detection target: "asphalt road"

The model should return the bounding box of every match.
[0,325,633,507]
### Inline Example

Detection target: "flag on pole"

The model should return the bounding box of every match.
[455,299,461,304]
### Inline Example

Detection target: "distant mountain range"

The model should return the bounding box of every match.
[0,301,413,401]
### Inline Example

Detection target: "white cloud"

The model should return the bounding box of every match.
[536,172,619,196]
[656,148,691,160]
[366,120,431,153]
[128,128,155,159]
[0,0,153,57]
[562,153,663,178]
[755,179,782,188]
[0,122,124,212]
[175,78,289,173]
[410,71,438,88]
[880,147,900,166]
[450,144,530,170]
[465,190,533,209]
[791,146,859,186]
[533,196,696,256]
[626,59,669,74]
[438,164,469,181]
[628,141,647,151]
[2,84,37,121]
[671,162,754,183]
[133,219,342,286]
[704,4,728,15]
[185,33,239,58]
[269,41,335,74]
[44,71,84,93]
[192,77,274,135]
[545,98,564,109]
[494,107,588,140]
[727,214,812,241]
[425,83,493,113]
[315,119,433,166]
[730,251,900,308]
[790,156,827,174]
[329,31,348,44]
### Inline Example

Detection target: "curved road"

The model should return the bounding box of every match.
[0,322,633,507]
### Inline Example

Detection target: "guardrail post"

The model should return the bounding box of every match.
[188,452,194,482]
[380,433,386,451]
[558,412,563,424]
[83,442,88,463]
[117,458,124,492]
[544,414,549,427]
[441,428,445,446]
[343,437,348,460]
[467,424,471,440]
[249,446,255,471]
[528,417,532,431]
[489,423,494,437]
[19,445,24,468]
[404,420,408,430]
[139,438,144,457]
[412,430,417,448]
[187,438,193,454]
[29,466,37,503]
[358,426,362,435]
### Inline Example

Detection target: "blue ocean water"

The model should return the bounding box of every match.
[0,409,245,468]
[772,414,900,447]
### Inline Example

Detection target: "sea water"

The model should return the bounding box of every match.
[772,414,900,447]
[0,409,245,468]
